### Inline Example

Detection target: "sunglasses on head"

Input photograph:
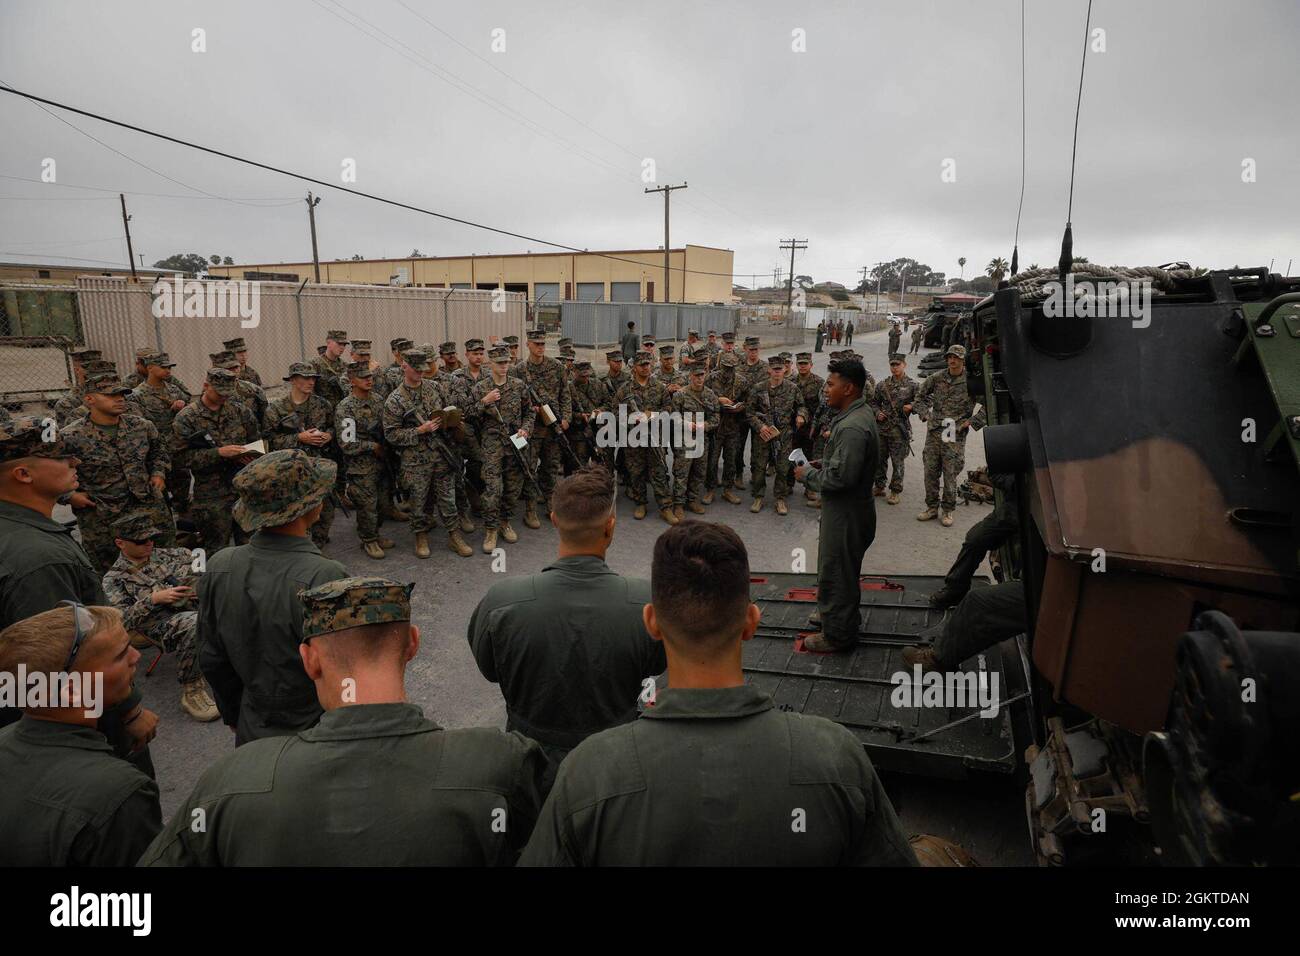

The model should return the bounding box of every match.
[58,600,94,673]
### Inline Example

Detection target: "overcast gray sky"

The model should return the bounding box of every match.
[1,0,1296,285]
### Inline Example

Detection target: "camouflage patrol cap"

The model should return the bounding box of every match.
[946,344,968,360]
[526,329,546,343]
[503,335,519,346]
[68,347,102,362]
[557,337,573,348]
[222,337,248,351]
[299,576,414,642]
[888,353,906,365]
[574,361,593,373]
[688,364,706,377]
[464,338,485,352]
[143,352,176,368]
[633,353,652,366]
[559,350,575,362]
[416,343,437,358]
[350,339,372,354]
[84,360,115,375]
[112,513,162,542]
[0,419,73,464]
[605,350,623,361]
[283,362,320,380]
[84,373,132,396]
[720,331,735,342]
[210,350,239,369]
[206,368,238,396]
[767,355,786,367]
[743,336,760,348]
[233,449,338,532]
[326,330,349,344]
[487,346,510,362]
[687,329,700,337]
[401,348,431,370]
[134,346,158,359]
[658,345,675,357]
[796,352,812,361]
[347,361,374,379]
[779,352,793,361]
[438,341,457,356]
[390,336,413,351]
[719,352,740,368]
[643,336,656,345]
[707,330,718,338]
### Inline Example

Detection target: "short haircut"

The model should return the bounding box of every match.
[0,605,121,675]
[828,358,866,393]
[651,522,751,651]
[627,321,635,329]
[312,621,410,671]
[551,464,615,540]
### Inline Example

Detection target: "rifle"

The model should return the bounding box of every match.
[885,386,914,457]
[401,406,466,482]
[361,416,406,506]
[523,381,581,469]
[622,389,670,472]
[486,400,545,502]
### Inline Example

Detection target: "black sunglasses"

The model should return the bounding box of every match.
[59,600,91,673]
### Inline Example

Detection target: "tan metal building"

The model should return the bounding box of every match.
[207,244,735,305]
[0,261,178,285]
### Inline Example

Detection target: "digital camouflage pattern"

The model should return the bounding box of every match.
[568,373,606,467]
[914,367,986,512]
[705,359,750,490]
[335,392,386,543]
[171,392,261,552]
[299,575,413,640]
[614,372,672,509]
[871,373,919,493]
[231,448,338,533]
[510,354,572,507]
[670,382,720,506]
[469,373,530,527]
[264,392,336,547]
[309,351,348,407]
[103,545,200,684]
[745,375,808,501]
[383,377,459,532]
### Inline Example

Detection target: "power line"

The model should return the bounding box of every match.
[0,172,299,204]
[0,84,745,279]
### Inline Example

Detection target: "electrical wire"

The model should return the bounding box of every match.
[1067,0,1092,222]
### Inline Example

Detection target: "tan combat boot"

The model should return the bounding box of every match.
[499,521,518,543]
[775,498,788,516]
[482,527,498,553]
[180,678,219,722]
[459,514,475,534]
[659,508,679,526]
[732,477,745,490]
[886,492,900,506]
[750,497,764,513]
[873,486,886,497]
[634,503,647,520]
[940,512,954,527]
[901,645,941,671]
[524,503,541,529]
[702,490,715,504]
[414,532,431,558]
[916,507,938,521]
[377,536,396,549]
[363,541,385,560]
[722,488,741,505]
[672,504,685,521]
[688,501,706,515]
[448,530,473,557]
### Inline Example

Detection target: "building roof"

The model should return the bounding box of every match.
[212,245,734,271]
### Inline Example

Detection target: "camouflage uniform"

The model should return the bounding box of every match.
[61,398,176,575]
[794,368,825,455]
[130,368,193,513]
[705,359,750,490]
[670,382,720,507]
[613,371,672,510]
[452,364,489,491]
[375,362,405,404]
[745,370,807,502]
[568,371,605,467]
[265,389,337,548]
[910,325,924,354]
[914,364,985,513]
[888,326,902,354]
[871,374,918,493]
[384,373,460,534]
[103,546,200,684]
[171,376,261,554]
[468,372,531,528]
[53,385,88,428]
[510,348,571,509]
[310,353,348,408]
[334,390,386,545]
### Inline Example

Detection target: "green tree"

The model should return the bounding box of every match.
[958,256,967,279]
[153,253,209,275]
[986,257,1009,285]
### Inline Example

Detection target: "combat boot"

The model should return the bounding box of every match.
[928,585,967,609]
[688,502,706,515]
[702,489,715,504]
[775,498,788,516]
[482,528,498,553]
[886,491,900,505]
[180,678,219,722]
[750,497,764,513]
[377,536,396,549]
[499,521,518,543]
[382,503,410,521]
[722,489,742,505]
[916,507,938,521]
[524,503,541,529]
[901,645,941,671]
[659,508,679,526]
[673,505,685,521]
[448,530,473,557]
[732,477,745,490]
[459,514,475,534]
[414,532,431,559]
[363,541,385,560]
[873,486,886,497]
[940,512,954,527]
[634,503,647,520]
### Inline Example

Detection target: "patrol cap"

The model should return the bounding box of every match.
[643,336,656,345]
[633,353,653,366]
[83,360,115,375]
[464,338,485,352]
[84,373,132,396]
[687,329,700,337]
[326,329,349,344]
[503,335,520,346]
[416,343,437,358]
[206,367,239,397]
[796,352,812,362]
[688,364,706,377]
[559,351,575,362]
[401,348,431,370]
[720,331,735,342]
[283,362,320,380]
[574,361,593,373]
[143,352,176,368]
[779,351,793,361]
[438,341,457,356]
[113,513,163,542]
[946,344,968,359]
[888,353,906,365]
[526,329,547,343]
[223,337,248,351]
[350,339,372,354]
[390,336,413,351]
[557,337,573,348]
[210,350,239,369]
[134,346,157,359]
[767,355,786,367]
[0,419,73,464]
[719,352,740,368]
[604,350,623,361]
[233,449,337,532]
[744,336,760,348]
[487,346,510,362]
[707,330,718,338]
[347,361,374,379]
[69,347,102,362]
[658,345,675,357]
[299,576,414,642]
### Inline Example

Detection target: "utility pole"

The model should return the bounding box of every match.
[644,182,687,303]
[305,192,322,283]
[119,194,137,282]
[779,238,808,316]
[859,265,870,308]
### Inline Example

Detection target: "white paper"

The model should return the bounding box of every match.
[241,439,266,455]
[788,447,809,466]
[510,433,528,450]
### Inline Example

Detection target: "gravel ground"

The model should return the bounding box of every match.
[125,324,1032,864]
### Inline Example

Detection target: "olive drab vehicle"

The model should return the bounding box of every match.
[976,265,1300,866]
